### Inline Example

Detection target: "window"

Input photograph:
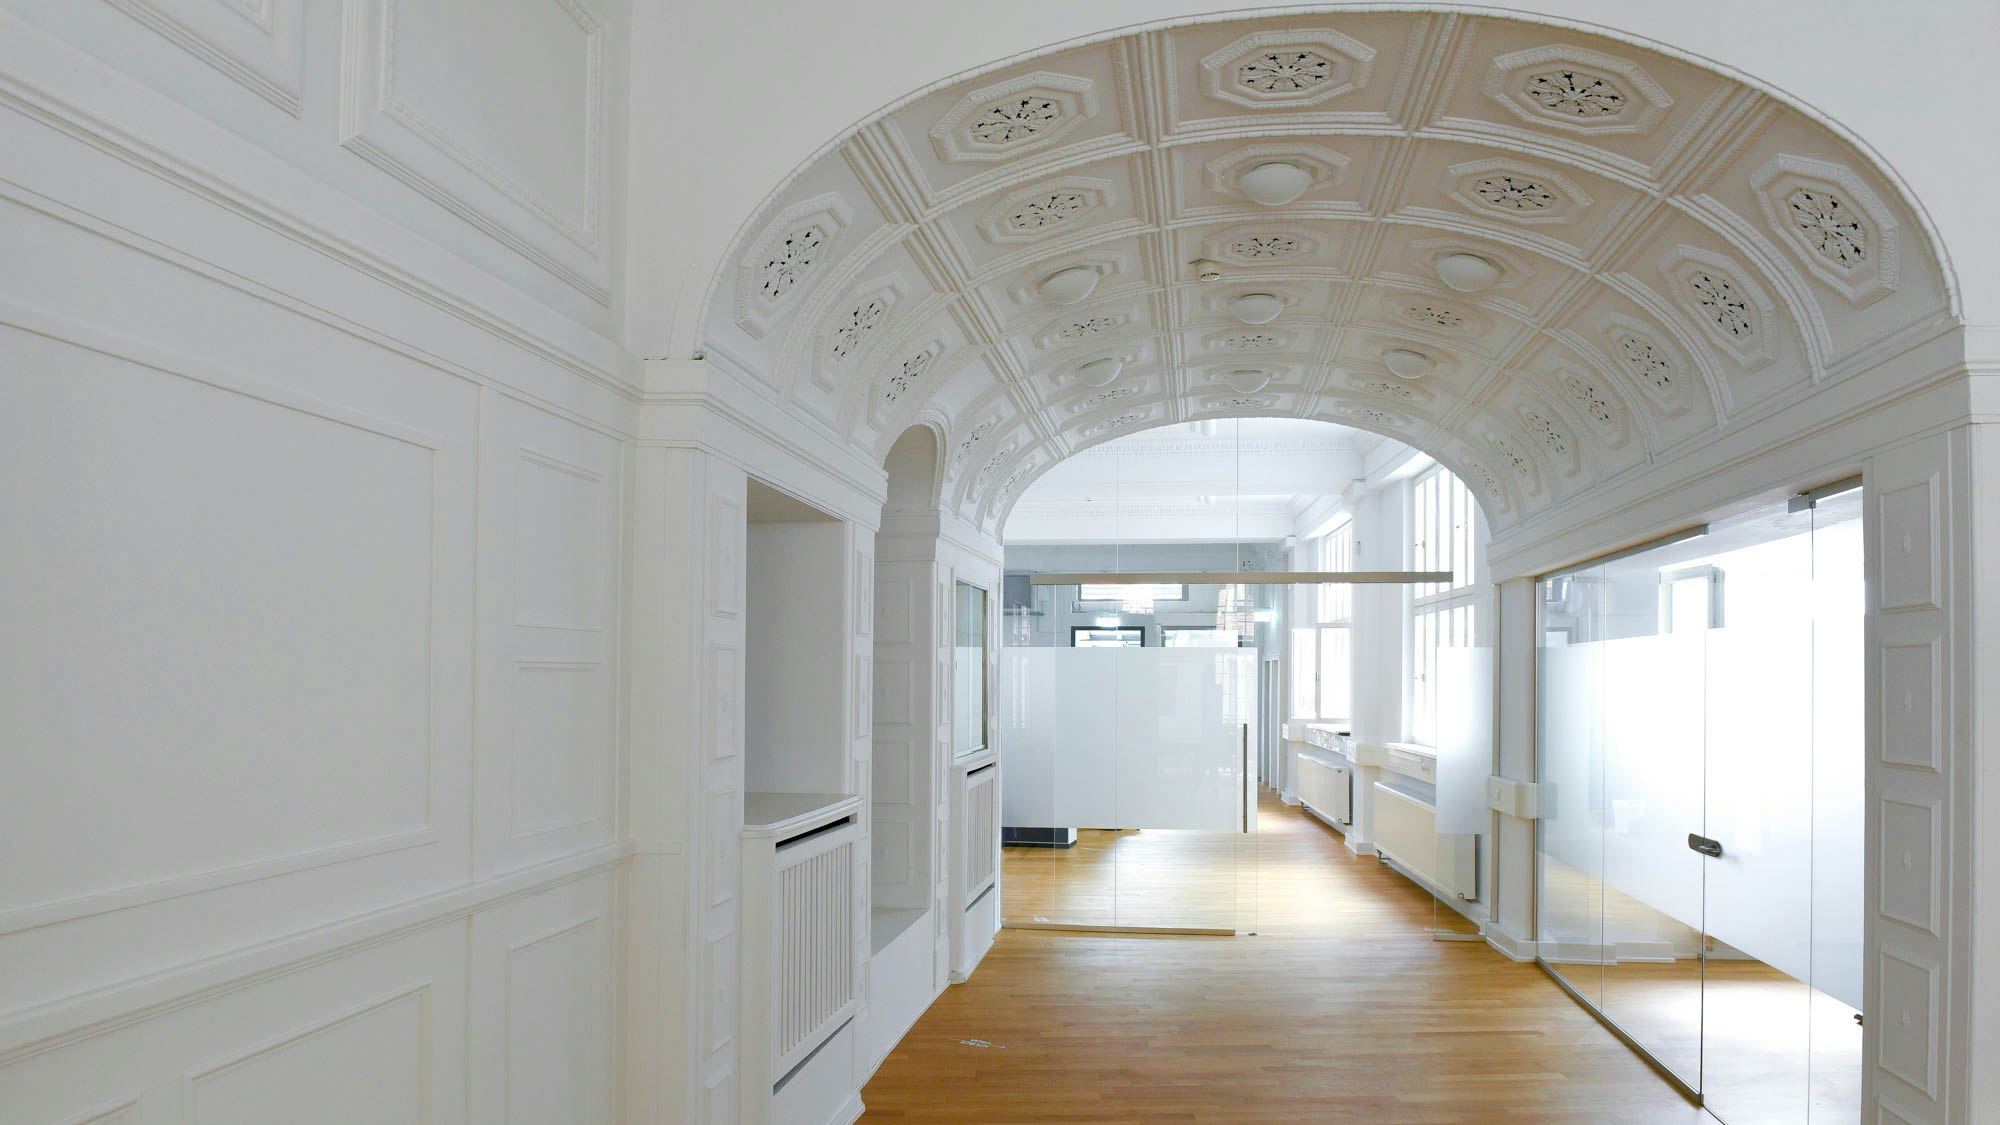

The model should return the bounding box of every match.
[1410,466,1478,746]
[953,581,988,754]
[1078,582,1186,604]
[1163,625,1237,648]
[1290,519,1354,722]
[1072,625,1145,647]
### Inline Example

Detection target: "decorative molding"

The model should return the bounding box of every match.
[1481,44,1672,136]
[1444,157,1592,225]
[1750,154,1900,308]
[974,175,1116,243]
[1658,245,1779,370]
[1198,28,1376,109]
[105,0,304,115]
[338,0,609,303]
[1201,142,1349,202]
[732,193,852,338]
[928,71,1100,164]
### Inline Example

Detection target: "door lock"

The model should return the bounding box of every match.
[1687,833,1723,858]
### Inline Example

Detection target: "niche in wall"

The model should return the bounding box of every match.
[743,479,849,797]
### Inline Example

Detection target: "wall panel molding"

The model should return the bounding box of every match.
[103,0,304,115]
[338,0,612,304]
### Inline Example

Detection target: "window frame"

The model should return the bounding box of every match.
[1409,465,1479,747]
[1291,518,1355,724]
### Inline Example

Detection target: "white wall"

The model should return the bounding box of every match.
[0,2,635,1120]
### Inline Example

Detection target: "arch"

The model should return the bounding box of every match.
[882,420,945,514]
[694,5,1959,554]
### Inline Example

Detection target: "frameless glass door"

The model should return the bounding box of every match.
[1535,487,1864,1123]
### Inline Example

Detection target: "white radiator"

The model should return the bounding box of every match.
[1372,783,1479,901]
[963,764,998,900]
[772,826,858,1073]
[1297,754,1351,825]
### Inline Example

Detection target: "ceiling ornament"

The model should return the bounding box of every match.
[1071,385,1139,411]
[880,347,936,409]
[1751,155,1900,307]
[1445,158,1591,224]
[1658,246,1778,369]
[1207,330,1289,352]
[829,298,886,361]
[1200,29,1376,108]
[952,419,997,471]
[1557,370,1627,449]
[1082,411,1151,438]
[1335,403,1403,428]
[1203,143,1349,204]
[733,193,851,338]
[929,71,1099,163]
[1221,231,1308,263]
[1203,394,1279,412]
[1481,45,1672,135]
[1042,313,1127,347]
[1352,378,1420,401]
[975,176,1115,243]
[1519,406,1578,474]
[1382,347,1434,379]
[975,443,1019,489]
[1484,429,1542,494]
[1604,317,1693,416]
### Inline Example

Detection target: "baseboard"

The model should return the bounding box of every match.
[1344,834,1377,857]
[830,1093,865,1125]
[1480,924,1539,962]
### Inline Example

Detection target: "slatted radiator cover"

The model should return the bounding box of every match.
[772,822,860,1077]
[963,765,998,902]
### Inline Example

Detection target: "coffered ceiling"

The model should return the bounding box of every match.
[698,10,1953,538]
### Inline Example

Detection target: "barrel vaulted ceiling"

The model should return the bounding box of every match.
[697,10,1954,537]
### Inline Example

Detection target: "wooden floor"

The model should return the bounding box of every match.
[860,792,1713,1123]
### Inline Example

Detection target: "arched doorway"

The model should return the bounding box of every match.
[696,8,1965,1124]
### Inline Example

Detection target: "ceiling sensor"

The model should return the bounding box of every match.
[1076,357,1124,387]
[1037,266,1100,305]
[1433,251,1502,293]
[1224,369,1271,393]
[1228,292,1284,324]
[1190,258,1224,282]
[1382,348,1434,379]
[1238,161,1313,206]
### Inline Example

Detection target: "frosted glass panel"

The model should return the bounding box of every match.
[998,643,1258,930]
[954,582,987,753]
[1536,492,1864,1123]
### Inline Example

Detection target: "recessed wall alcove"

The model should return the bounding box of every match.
[743,478,850,799]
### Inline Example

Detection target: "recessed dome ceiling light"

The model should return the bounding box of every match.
[1224,369,1271,393]
[1077,357,1124,387]
[1383,348,1434,379]
[1434,251,1502,293]
[1038,266,1100,305]
[1229,292,1285,324]
[1239,161,1313,206]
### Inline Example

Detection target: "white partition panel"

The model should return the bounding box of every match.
[1002,648,1255,832]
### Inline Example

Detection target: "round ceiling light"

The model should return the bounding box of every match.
[1433,251,1502,293]
[1076,357,1124,387]
[1038,266,1100,305]
[1383,348,1434,379]
[1229,292,1285,324]
[1224,369,1271,394]
[1238,161,1313,206]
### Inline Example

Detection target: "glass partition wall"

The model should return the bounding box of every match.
[1535,487,1863,1123]
[1000,581,1263,934]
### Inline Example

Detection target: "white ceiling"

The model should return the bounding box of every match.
[699,10,1952,540]
[1005,418,1380,544]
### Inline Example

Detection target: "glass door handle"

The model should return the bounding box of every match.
[1687,833,1723,858]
